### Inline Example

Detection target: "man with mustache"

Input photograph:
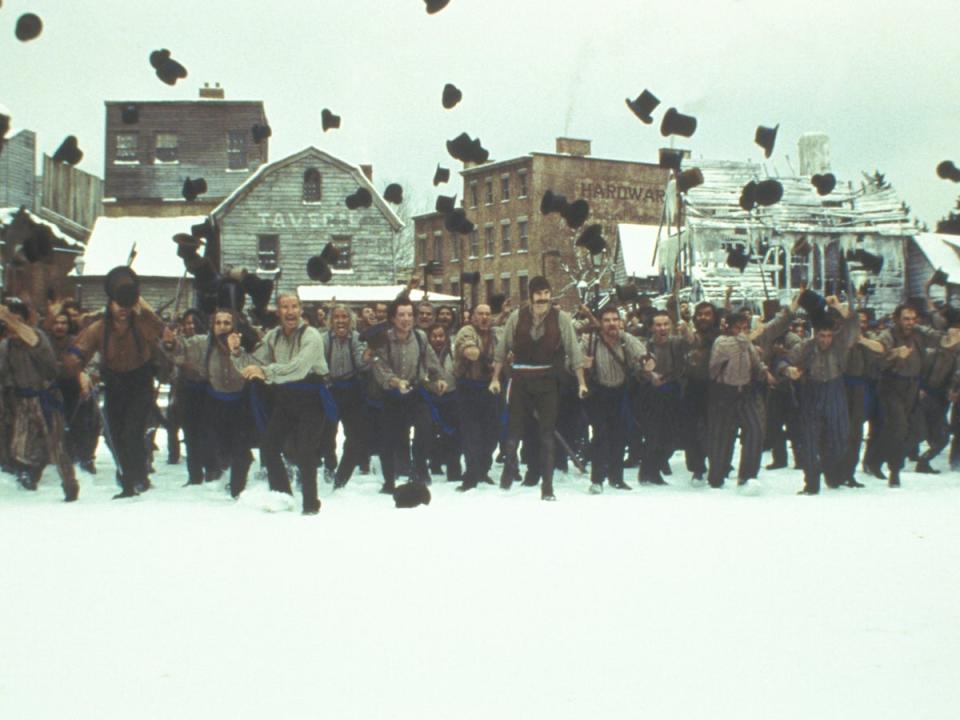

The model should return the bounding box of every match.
[490,276,587,501]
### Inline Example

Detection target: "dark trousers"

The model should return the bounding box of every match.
[104,365,156,493]
[706,382,764,487]
[207,393,255,497]
[640,382,682,481]
[261,386,326,512]
[331,381,368,485]
[181,382,211,484]
[911,390,950,462]
[457,381,500,486]
[877,376,919,473]
[683,379,710,475]
[765,383,800,467]
[379,391,433,486]
[841,378,868,480]
[585,384,628,485]
[425,391,461,479]
[503,372,559,495]
[798,377,849,491]
[59,378,100,464]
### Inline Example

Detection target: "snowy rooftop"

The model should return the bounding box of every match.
[80,215,206,277]
[913,232,960,279]
[298,284,460,304]
[0,206,85,250]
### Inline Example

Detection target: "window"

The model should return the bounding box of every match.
[469,182,479,208]
[114,133,138,163]
[451,234,461,262]
[469,230,479,258]
[501,276,511,296]
[518,171,528,198]
[433,232,444,264]
[501,175,510,201]
[331,235,353,270]
[451,280,461,298]
[303,168,322,203]
[484,178,494,204]
[485,278,495,301]
[484,226,495,256]
[418,235,428,264]
[227,130,247,170]
[500,223,511,254]
[518,220,529,252]
[154,133,178,163]
[433,281,444,295]
[519,275,528,299]
[257,234,279,271]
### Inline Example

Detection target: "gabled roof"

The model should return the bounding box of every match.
[1,207,85,249]
[210,146,404,232]
[912,232,960,280]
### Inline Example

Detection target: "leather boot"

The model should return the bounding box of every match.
[499,441,519,490]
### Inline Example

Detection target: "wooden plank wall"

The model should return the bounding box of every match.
[41,155,103,230]
[0,130,36,210]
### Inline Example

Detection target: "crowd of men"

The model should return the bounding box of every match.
[2,270,960,512]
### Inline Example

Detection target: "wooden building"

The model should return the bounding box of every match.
[103,86,268,218]
[210,146,404,297]
[413,137,669,307]
[1,207,85,308]
[0,128,37,211]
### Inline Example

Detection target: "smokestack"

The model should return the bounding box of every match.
[555,138,591,156]
[199,82,225,99]
[798,133,831,175]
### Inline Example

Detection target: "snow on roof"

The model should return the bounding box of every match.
[80,215,206,277]
[617,224,662,277]
[297,285,460,304]
[913,233,960,279]
[0,206,85,249]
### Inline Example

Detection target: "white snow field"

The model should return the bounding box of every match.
[2,437,960,720]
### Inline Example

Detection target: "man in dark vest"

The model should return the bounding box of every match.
[490,276,587,501]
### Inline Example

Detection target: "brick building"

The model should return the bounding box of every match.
[413,137,669,307]
[103,85,268,218]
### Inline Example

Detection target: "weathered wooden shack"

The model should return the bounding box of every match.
[211,146,404,296]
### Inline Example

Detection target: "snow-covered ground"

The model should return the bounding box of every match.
[2,435,960,720]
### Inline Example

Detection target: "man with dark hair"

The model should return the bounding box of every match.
[681,301,721,481]
[425,322,461,482]
[490,276,587,501]
[416,301,435,331]
[838,309,882,486]
[229,292,330,514]
[372,296,443,493]
[908,313,960,474]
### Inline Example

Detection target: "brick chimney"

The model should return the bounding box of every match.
[199,82,225,99]
[555,137,591,156]
[360,164,373,181]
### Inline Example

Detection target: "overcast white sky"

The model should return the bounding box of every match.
[3,0,959,224]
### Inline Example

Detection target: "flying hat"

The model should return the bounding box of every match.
[446,132,489,164]
[726,245,750,272]
[345,187,372,210]
[540,190,568,215]
[307,242,342,283]
[576,224,606,255]
[52,136,83,166]
[676,168,704,194]
[659,148,684,172]
[104,266,140,309]
[321,109,341,132]
[424,0,451,14]
[754,179,783,207]
[739,181,757,211]
[252,124,272,144]
[393,481,431,508]
[121,104,140,124]
[625,89,659,124]
[811,173,836,196]
[442,83,463,110]
[797,288,827,318]
[660,107,697,138]
[384,183,403,204]
[845,248,884,274]
[150,50,188,86]
[435,194,457,214]
[754,124,779,159]
[182,177,207,202]
[936,161,960,183]
[15,13,43,42]
[433,164,450,186]
[444,208,474,234]
[561,199,590,229]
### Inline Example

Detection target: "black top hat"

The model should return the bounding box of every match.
[384,183,403,204]
[345,187,372,210]
[739,181,757,211]
[562,199,590,229]
[442,83,463,110]
[104,266,140,309]
[811,173,836,196]
[424,0,451,14]
[121,104,140,125]
[845,248,884,274]
[444,208,474,235]
[931,268,949,286]
[460,271,481,285]
[936,161,960,183]
[15,13,43,42]
[307,256,333,283]
[393,481,431,508]
[151,50,188,86]
[626,89,660,124]
[660,107,697,138]
[677,168,704,194]
[433,165,450,186]
[182,177,208,202]
[754,179,783,207]
[321,109,341,132]
[252,124,272,144]
[726,245,750,272]
[446,132,489,164]
[52,136,83,166]
[659,148,684,172]
[436,194,457,214]
[540,190,568,215]
[576,224,606,255]
[754,124,779,159]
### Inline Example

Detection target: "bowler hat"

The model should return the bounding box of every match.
[444,208,474,234]
[446,132,488,164]
[252,124,272,144]
[754,124,779,159]
[384,183,403,204]
[936,161,960,183]
[424,0,450,14]
[540,190,568,215]
[52,136,83,166]
[625,89,660,124]
[393,482,431,508]
[307,256,333,283]
[15,13,43,42]
[576,224,606,255]
[151,50,188,86]
[726,245,750,272]
[676,168,704,194]
[754,179,783,207]
[345,187,372,210]
[104,266,140,309]
[321,109,341,132]
[811,173,836,196]
[442,83,463,110]
[797,289,827,318]
[561,199,590,229]
[182,177,207,202]
[660,107,697,138]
